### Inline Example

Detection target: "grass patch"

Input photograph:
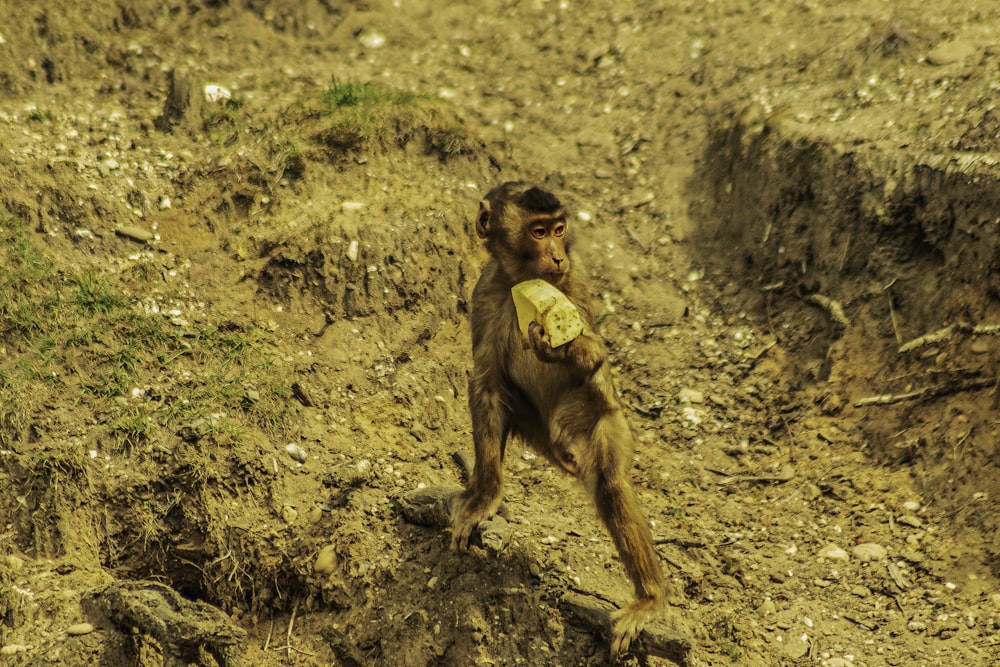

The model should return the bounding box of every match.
[304,77,478,156]
[0,212,290,452]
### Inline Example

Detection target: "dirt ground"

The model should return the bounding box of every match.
[2,1,1000,666]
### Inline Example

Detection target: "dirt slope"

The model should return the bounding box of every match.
[1,1,999,666]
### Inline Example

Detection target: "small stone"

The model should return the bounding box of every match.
[970,340,990,354]
[281,506,298,524]
[677,388,704,404]
[758,598,777,615]
[782,634,809,659]
[427,576,438,589]
[115,226,154,243]
[813,578,832,587]
[902,500,921,512]
[826,659,853,667]
[852,542,888,562]
[285,443,308,463]
[897,515,923,528]
[817,544,850,561]
[315,545,337,574]
[850,585,871,597]
[307,507,324,524]
[67,623,94,636]
[0,645,32,655]
[907,620,927,632]
[4,555,24,571]
[898,548,924,564]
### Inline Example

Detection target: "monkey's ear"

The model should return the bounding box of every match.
[475,201,491,239]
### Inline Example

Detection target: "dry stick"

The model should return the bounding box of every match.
[899,322,1000,353]
[884,279,902,346]
[854,377,996,408]
[803,293,851,327]
[263,619,274,652]
[287,599,298,661]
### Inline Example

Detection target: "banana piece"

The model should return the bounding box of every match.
[511,279,584,348]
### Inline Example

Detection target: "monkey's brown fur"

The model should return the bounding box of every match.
[451,181,678,655]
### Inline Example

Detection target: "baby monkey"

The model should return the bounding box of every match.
[451,181,678,655]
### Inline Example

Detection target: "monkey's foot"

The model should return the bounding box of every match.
[610,597,660,656]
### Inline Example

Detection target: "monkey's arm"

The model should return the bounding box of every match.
[528,321,607,375]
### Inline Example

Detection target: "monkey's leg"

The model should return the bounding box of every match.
[587,411,669,656]
[451,387,507,553]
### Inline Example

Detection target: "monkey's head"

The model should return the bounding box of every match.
[476,182,571,286]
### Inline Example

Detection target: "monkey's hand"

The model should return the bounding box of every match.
[610,596,660,656]
[528,321,607,373]
[527,321,569,362]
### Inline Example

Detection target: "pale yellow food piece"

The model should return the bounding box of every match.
[511,279,584,348]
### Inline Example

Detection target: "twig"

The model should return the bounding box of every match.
[803,293,851,327]
[654,536,706,548]
[884,281,902,346]
[263,619,274,651]
[853,377,995,407]
[899,321,1000,353]
[287,599,298,660]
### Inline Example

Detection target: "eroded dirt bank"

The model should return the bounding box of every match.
[1,1,999,666]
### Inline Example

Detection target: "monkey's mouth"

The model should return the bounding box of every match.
[539,271,567,285]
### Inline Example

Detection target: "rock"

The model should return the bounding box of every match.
[897,515,923,528]
[156,67,205,133]
[782,634,810,659]
[67,622,94,636]
[758,598,777,615]
[850,585,871,597]
[480,515,512,553]
[817,544,850,561]
[397,484,462,527]
[677,388,705,404]
[852,542,887,562]
[902,500,921,512]
[281,506,298,524]
[315,545,337,574]
[4,555,24,571]
[927,39,977,66]
[83,580,244,666]
[307,507,324,524]
[285,443,308,463]
[115,226,154,243]
[0,644,32,655]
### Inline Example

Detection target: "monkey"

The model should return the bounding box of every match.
[450,181,678,655]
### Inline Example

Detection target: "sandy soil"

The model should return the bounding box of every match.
[1,1,999,666]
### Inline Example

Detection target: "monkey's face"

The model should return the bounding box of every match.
[519,213,570,284]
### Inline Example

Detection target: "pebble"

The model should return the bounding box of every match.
[66,623,94,636]
[852,542,887,562]
[4,555,24,571]
[817,544,850,561]
[782,635,809,659]
[902,500,921,512]
[897,515,923,528]
[826,659,853,667]
[850,585,871,597]
[115,225,154,243]
[677,388,704,404]
[0,645,32,655]
[314,545,337,574]
[281,506,298,524]
[758,598,777,615]
[285,443,308,463]
[307,507,324,524]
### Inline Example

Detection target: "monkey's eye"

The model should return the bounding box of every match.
[552,224,566,237]
[531,227,547,239]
